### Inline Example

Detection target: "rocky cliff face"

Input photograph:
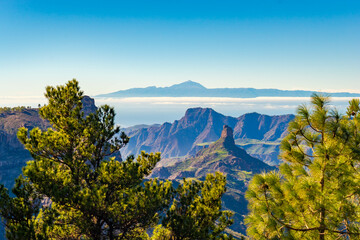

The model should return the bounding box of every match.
[123,108,238,158]
[234,112,293,141]
[122,108,294,165]
[81,96,98,117]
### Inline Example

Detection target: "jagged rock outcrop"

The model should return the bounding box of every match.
[122,108,239,158]
[82,96,98,117]
[151,125,275,236]
[122,108,294,164]
[163,125,274,180]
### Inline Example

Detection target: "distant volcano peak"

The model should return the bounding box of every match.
[184,107,213,116]
[169,80,206,89]
[98,80,360,98]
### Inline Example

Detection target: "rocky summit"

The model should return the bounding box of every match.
[150,125,275,235]
[152,125,274,180]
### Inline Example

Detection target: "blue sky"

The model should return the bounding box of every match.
[1,0,360,97]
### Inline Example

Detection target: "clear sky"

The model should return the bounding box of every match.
[1,0,360,97]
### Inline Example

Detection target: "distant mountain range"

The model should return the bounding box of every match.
[151,125,274,180]
[122,108,294,165]
[97,80,360,98]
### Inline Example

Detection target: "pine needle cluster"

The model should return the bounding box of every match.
[245,94,360,239]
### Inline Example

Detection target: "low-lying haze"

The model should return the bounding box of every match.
[1,96,353,127]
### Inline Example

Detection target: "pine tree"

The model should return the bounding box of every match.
[153,172,234,240]
[0,176,43,240]
[245,94,360,239]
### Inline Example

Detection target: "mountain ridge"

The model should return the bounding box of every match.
[122,107,294,165]
[157,125,274,180]
[97,81,360,98]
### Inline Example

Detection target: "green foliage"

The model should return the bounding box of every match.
[151,225,173,240]
[160,172,234,240]
[0,176,44,240]
[245,94,360,239]
[0,106,27,114]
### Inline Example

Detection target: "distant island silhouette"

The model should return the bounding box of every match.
[97,80,360,98]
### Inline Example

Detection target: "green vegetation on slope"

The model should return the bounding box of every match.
[153,125,274,237]
[0,106,29,114]
[197,138,281,166]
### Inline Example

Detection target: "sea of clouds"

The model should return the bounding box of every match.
[95,97,354,127]
[0,96,354,127]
